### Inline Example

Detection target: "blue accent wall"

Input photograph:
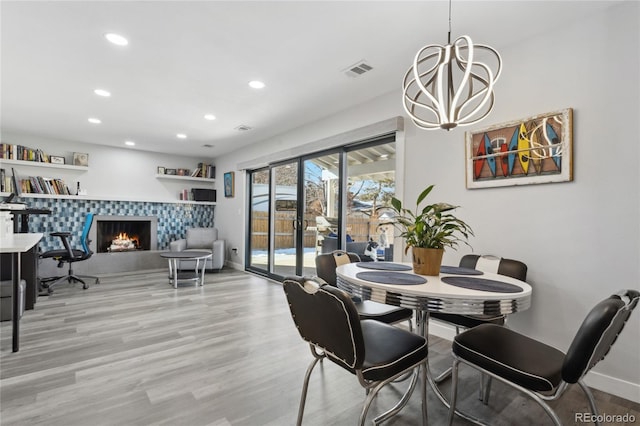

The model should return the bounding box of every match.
[23,198,214,251]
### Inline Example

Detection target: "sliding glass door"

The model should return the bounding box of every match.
[246,137,395,281]
[247,168,270,274]
[271,161,299,277]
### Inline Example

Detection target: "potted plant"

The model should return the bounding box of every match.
[390,185,473,275]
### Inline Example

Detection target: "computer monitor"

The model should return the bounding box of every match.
[1,168,22,203]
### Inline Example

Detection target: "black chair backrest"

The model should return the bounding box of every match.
[562,290,639,383]
[460,254,527,281]
[283,276,364,371]
[315,251,360,286]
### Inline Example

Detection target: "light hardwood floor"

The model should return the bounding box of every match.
[1,269,638,425]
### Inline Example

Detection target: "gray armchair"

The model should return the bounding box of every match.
[169,227,225,271]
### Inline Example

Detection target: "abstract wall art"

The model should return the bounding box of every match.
[465,108,573,188]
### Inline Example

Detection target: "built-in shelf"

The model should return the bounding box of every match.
[0,158,89,171]
[155,174,215,183]
[0,191,215,205]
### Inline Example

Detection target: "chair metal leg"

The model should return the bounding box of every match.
[296,353,323,426]
[480,375,493,405]
[578,379,601,426]
[452,357,564,426]
[369,367,420,425]
[447,359,460,425]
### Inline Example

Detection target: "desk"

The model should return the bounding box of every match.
[0,208,51,309]
[336,262,532,424]
[0,233,43,352]
[9,208,52,233]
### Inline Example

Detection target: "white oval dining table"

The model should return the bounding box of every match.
[335,261,533,426]
[336,262,532,315]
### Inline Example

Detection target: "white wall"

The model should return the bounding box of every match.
[1,132,215,201]
[214,2,640,401]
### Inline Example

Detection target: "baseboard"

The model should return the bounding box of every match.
[427,320,640,404]
[584,371,640,403]
[225,260,244,271]
[428,319,457,341]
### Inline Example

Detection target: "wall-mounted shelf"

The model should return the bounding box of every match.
[0,158,89,171]
[0,191,216,205]
[155,174,215,183]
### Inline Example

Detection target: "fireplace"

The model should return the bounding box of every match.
[90,216,158,254]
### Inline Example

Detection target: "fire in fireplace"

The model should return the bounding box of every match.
[93,216,157,253]
[109,232,140,252]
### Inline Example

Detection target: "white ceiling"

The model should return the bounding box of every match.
[1,1,618,158]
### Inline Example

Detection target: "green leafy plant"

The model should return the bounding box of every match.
[390,185,474,253]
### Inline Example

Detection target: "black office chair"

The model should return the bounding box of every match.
[430,254,527,402]
[447,289,639,426]
[40,212,100,294]
[283,276,428,426]
[315,250,414,328]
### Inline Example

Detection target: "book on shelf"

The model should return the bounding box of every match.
[196,163,215,179]
[0,143,55,163]
[22,175,71,195]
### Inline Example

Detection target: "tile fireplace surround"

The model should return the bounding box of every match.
[22,197,215,274]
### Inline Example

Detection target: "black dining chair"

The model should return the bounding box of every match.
[315,250,414,328]
[447,289,639,426]
[282,276,428,426]
[430,254,527,403]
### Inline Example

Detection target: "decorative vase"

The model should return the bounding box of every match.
[411,247,444,276]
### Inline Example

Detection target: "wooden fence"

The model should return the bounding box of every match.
[250,211,383,250]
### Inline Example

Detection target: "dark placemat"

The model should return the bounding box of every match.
[356,262,412,271]
[440,265,484,275]
[441,276,522,293]
[356,271,427,285]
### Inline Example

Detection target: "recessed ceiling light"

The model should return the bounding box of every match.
[88,117,101,124]
[94,89,111,97]
[204,114,216,120]
[124,141,135,146]
[105,33,128,46]
[176,133,187,139]
[248,80,265,89]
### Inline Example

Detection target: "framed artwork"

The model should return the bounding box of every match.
[73,152,89,167]
[224,172,234,197]
[165,168,177,175]
[157,166,165,174]
[50,155,65,165]
[465,108,573,189]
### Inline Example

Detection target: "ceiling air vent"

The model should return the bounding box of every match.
[344,60,373,78]
[235,125,252,131]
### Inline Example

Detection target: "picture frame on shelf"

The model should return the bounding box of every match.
[73,152,89,167]
[157,166,166,174]
[224,171,234,197]
[50,156,65,165]
[165,168,177,175]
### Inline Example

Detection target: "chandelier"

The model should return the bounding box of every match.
[402,1,502,131]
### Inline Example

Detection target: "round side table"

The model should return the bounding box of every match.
[159,251,212,288]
